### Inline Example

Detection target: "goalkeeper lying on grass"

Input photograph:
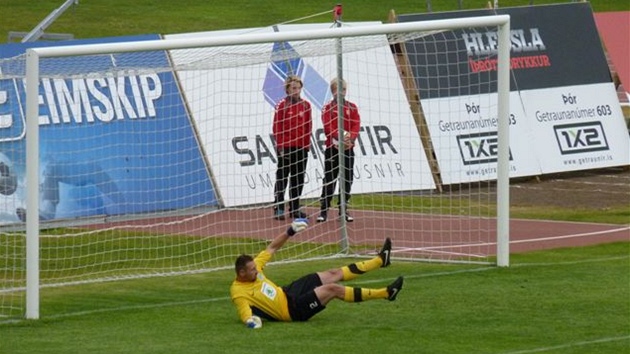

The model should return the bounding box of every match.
[230,218,403,328]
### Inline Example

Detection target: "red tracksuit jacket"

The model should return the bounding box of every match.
[272,97,312,150]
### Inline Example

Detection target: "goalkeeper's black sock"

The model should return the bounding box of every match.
[341,257,383,281]
[343,286,388,302]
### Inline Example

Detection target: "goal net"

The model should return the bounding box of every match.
[0,16,510,320]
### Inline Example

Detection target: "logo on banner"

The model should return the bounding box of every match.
[457,131,512,165]
[262,40,330,109]
[0,79,26,142]
[463,28,551,73]
[553,122,609,154]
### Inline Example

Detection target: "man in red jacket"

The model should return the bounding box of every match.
[272,75,313,220]
[317,78,360,223]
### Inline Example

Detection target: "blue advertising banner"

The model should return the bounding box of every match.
[0,35,217,223]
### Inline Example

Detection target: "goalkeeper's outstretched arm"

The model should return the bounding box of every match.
[266,218,308,255]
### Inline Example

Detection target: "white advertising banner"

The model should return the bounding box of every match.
[422,92,540,184]
[399,3,630,185]
[520,83,630,172]
[167,24,436,207]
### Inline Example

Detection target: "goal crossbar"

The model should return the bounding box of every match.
[27,16,510,57]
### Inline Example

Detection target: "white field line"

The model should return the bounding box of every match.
[396,226,630,252]
[500,335,630,354]
[2,254,627,325]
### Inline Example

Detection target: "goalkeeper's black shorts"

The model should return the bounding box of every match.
[282,273,325,321]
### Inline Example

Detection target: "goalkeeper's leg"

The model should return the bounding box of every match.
[317,238,392,283]
[286,272,403,321]
[314,275,403,305]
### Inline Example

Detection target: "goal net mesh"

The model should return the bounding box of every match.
[0,21,503,320]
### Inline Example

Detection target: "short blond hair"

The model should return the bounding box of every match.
[284,75,303,94]
[329,78,347,94]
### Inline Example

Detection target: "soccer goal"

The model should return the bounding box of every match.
[0,14,510,320]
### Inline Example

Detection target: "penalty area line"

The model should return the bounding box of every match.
[1,296,230,325]
[500,335,630,354]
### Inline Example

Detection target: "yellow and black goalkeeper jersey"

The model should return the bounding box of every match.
[230,250,291,323]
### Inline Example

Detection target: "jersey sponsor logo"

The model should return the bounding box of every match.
[261,282,277,300]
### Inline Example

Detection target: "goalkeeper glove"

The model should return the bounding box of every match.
[246,315,262,329]
[287,218,308,237]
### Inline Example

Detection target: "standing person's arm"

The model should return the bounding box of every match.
[347,102,361,139]
[321,103,337,145]
[304,101,313,149]
[342,102,360,149]
[272,100,284,144]
[344,102,361,149]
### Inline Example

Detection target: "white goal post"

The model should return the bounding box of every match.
[16,15,511,320]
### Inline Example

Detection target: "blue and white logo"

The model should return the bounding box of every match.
[262,40,330,109]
